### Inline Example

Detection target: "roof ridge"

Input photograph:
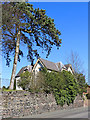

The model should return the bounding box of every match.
[39,58,56,64]
[15,65,33,77]
[39,58,59,72]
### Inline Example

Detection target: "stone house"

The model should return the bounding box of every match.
[15,58,74,90]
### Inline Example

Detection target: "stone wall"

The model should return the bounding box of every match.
[1,91,84,118]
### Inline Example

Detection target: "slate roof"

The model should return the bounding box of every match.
[15,65,32,77]
[39,58,59,72]
[55,62,66,71]
[16,58,74,78]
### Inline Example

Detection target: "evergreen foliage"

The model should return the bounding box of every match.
[2,2,62,66]
[76,73,88,95]
[18,71,33,90]
[42,69,79,106]
[86,93,90,99]
[18,68,87,106]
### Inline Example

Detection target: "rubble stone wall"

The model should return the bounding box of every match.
[1,91,84,118]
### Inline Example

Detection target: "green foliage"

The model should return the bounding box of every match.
[86,93,90,99]
[2,86,11,91]
[76,73,87,95]
[41,69,79,106]
[18,71,32,90]
[18,70,45,92]
[17,67,86,106]
[2,86,7,90]
[2,2,62,66]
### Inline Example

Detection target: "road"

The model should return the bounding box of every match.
[20,107,89,118]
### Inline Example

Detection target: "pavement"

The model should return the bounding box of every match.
[20,106,89,118]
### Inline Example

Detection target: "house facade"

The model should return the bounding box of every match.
[15,58,74,90]
[15,65,33,90]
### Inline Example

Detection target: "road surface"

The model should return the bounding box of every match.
[20,107,89,118]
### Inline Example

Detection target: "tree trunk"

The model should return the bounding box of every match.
[9,30,20,90]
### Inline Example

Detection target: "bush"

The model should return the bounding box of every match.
[17,71,33,90]
[17,70,45,92]
[86,93,90,99]
[17,68,86,106]
[76,73,87,95]
[2,86,9,91]
[41,69,79,106]
[2,86,6,90]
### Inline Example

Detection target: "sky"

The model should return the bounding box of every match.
[1,2,88,87]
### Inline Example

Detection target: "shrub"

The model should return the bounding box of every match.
[2,86,9,91]
[2,86,6,90]
[86,93,90,99]
[17,71,33,90]
[76,73,87,95]
[41,69,79,106]
[18,70,45,92]
[17,68,86,106]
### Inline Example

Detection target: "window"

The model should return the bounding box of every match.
[39,68,41,71]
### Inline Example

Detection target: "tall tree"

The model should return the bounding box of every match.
[2,2,62,89]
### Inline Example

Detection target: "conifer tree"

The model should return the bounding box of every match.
[2,2,62,89]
